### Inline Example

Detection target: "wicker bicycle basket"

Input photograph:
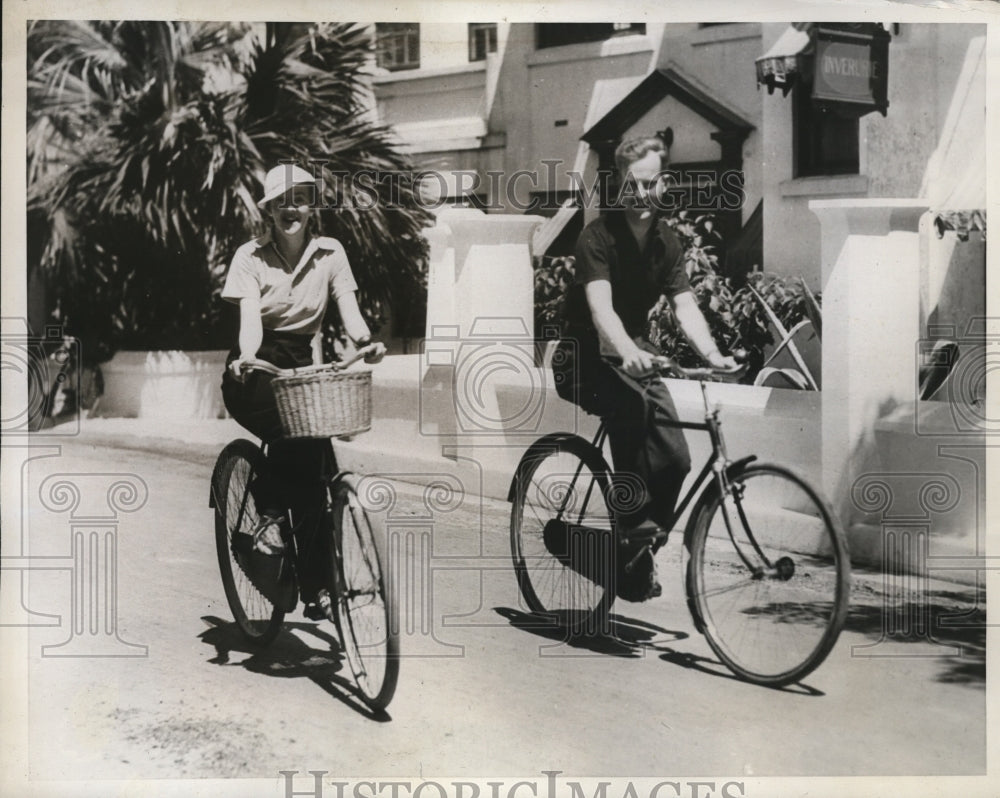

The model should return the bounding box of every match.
[271,368,372,438]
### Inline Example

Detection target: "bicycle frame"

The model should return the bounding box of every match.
[557,378,773,573]
[582,393,718,526]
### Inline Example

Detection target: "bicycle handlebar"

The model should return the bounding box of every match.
[240,343,380,378]
[651,355,747,381]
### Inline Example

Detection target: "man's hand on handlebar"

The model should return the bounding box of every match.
[705,350,740,372]
[362,341,387,364]
[620,344,659,378]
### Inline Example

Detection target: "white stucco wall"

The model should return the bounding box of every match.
[761,22,986,290]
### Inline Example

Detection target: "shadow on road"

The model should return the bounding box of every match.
[494,605,689,658]
[844,588,986,687]
[199,615,391,721]
[494,607,824,696]
[743,581,986,688]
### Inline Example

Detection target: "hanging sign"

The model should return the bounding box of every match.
[812,24,890,116]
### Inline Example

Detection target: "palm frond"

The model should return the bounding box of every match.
[28,19,429,352]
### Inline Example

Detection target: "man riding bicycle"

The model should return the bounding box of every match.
[553,135,737,602]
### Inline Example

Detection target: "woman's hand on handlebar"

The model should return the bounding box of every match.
[228,355,252,382]
[229,355,283,380]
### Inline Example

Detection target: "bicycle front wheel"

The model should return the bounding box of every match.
[510,434,617,634]
[686,463,850,686]
[211,439,285,646]
[330,474,399,710]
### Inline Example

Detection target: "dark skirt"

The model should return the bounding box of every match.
[221,330,330,519]
[220,329,331,597]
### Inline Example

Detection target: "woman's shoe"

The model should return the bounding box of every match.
[303,589,334,622]
[252,514,287,556]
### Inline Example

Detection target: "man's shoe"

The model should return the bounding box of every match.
[619,520,669,550]
[615,537,663,603]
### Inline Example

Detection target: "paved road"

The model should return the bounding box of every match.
[6,438,986,783]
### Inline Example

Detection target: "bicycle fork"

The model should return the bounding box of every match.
[712,462,793,582]
[702,394,783,581]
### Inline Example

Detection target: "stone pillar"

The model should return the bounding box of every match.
[809,200,929,523]
[423,207,541,342]
[420,208,543,466]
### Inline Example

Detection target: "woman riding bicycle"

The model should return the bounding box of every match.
[554,136,736,602]
[220,163,385,593]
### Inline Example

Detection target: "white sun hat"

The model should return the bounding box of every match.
[257,164,316,208]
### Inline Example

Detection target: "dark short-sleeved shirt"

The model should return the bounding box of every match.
[562,211,691,355]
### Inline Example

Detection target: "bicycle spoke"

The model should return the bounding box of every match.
[688,464,849,686]
[695,574,763,600]
[510,437,615,632]
[524,497,548,531]
[214,441,284,646]
[332,476,398,710]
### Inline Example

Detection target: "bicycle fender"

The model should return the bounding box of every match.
[726,454,758,478]
[506,432,594,503]
[209,439,262,509]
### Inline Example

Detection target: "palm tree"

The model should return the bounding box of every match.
[27,20,430,359]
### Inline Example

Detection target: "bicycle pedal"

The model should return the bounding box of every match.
[623,543,651,574]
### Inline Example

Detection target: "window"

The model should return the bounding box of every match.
[793,82,859,176]
[468,23,498,62]
[536,23,645,50]
[375,23,420,71]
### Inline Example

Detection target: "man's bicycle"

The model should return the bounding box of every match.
[508,357,850,687]
[209,346,399,710]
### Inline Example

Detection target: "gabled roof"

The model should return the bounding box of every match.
[581,61,755,146]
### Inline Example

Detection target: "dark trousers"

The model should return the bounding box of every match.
[553,339,691,530]
[221,331,330,595]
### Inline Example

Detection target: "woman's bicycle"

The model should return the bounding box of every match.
[209,346,399,710]
[508,357,850,687]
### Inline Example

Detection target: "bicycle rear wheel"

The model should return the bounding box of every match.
[686,463,850,686]
[509,434,617,634]
[330,474,399,710]
[211,439,285,645]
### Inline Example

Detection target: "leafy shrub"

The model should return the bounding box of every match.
[534,254,576,340]
[534,211,818,382]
